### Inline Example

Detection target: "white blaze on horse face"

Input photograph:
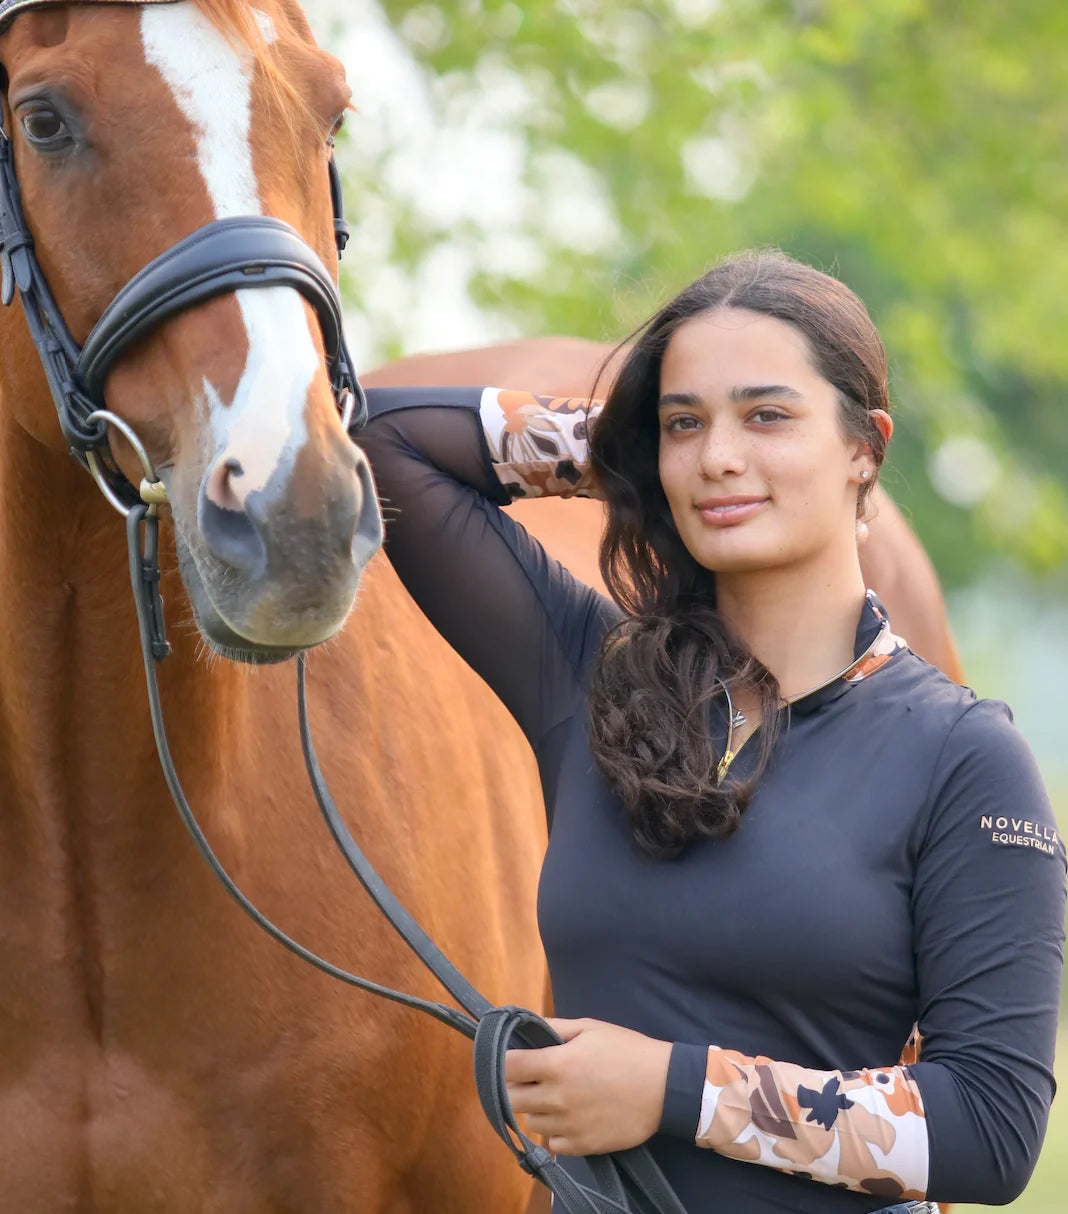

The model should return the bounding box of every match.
[141,2,320,507]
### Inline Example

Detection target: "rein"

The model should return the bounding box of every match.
[0,33,688,1210]
[126,502,688,1214]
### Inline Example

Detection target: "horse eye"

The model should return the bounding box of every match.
[327,113,346,146]
[21,107,69,146]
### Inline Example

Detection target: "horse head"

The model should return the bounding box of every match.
[0,0,382,661]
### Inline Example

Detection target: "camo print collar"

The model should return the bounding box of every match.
[789,591,907,717]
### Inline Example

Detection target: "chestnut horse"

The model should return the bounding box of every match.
[0,3,546,1211]
[0,4,962,1214]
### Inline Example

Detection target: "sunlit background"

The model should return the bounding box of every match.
[306,2,1068,1209]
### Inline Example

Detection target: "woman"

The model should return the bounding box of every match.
[358,251,1065,1214]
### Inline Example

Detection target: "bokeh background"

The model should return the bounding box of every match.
[306,2,1068,1208]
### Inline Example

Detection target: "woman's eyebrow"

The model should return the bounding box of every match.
[657,385,805,410]
[657,392,701,410]
[729,384,805,402]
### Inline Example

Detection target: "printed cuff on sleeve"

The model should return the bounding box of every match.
[478,387,602,500]
[696,1046,929,1201]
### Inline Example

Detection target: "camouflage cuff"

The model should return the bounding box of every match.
[478,387,603,500]
[696,1046,929,1201]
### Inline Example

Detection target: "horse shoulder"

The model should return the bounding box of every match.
[325,556,547,987]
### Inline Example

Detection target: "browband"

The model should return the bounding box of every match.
[0,0,177,33]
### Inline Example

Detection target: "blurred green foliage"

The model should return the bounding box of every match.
[342,0,1068,586]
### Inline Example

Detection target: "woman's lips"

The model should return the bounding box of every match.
[694,496,769,525]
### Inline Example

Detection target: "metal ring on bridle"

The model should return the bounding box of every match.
[85,409,168,517]
[339,388,357,433]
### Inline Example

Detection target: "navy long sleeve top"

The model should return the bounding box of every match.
[358,386,1065,1213]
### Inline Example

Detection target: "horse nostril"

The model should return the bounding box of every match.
[198,454,267,575]
[204,454,245,514]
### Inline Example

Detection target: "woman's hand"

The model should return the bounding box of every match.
[505,1018,673,1156]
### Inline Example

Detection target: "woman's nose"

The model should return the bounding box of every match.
[698,422,747,479]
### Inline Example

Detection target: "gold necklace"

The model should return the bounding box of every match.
[716,679,744,782]
[714,616,894,781]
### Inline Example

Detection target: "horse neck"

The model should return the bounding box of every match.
[0,376,240,828]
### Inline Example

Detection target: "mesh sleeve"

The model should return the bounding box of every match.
[357,387,614,749]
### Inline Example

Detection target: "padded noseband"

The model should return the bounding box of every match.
[76,216,356,407]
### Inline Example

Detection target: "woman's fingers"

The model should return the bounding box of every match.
[505,1081,540,1115]
[545,1017,590,1042]
[504,1052,545,1085]
[504,1019,591,1084]
[503,1019,670,1156]
[523,1112,560,1136]
[508,1085,573,1149]
[505,1041,566,1085]
[507,1080,566,1113]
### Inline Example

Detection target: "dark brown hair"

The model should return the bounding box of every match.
[587,250,890,858]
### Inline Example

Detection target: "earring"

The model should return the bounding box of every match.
[860,470,871,480]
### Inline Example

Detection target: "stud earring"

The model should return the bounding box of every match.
[860,470,871,480]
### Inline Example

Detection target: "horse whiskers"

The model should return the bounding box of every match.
[192,634,220,671]
[312,629,344,659]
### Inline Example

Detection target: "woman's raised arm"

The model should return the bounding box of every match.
[358,387,613,754]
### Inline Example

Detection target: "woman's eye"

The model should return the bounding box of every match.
[664,415,701,433]
[21,107,68,146]
[750,408,787,424]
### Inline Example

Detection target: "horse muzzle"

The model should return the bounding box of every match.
[171,439,383,662]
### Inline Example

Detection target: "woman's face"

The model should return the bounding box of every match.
[657,307,882,576]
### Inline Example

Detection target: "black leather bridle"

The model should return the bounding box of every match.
[0,135,366,507]
[0,6,689,1210]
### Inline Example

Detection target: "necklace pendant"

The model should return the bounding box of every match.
[731,709,747,728]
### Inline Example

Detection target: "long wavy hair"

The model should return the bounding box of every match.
[587,250,891,858]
